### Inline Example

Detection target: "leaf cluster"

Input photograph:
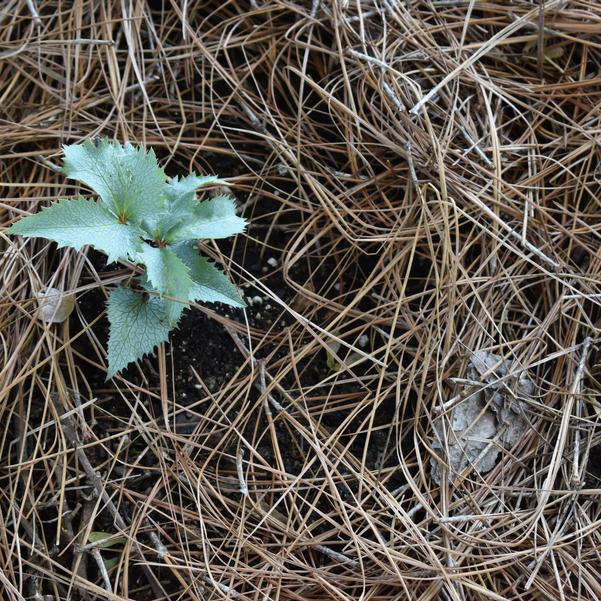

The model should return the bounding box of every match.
[8,140,246,377]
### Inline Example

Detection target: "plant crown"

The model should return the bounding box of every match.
[8,140,246,377]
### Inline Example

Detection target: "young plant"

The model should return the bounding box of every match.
[8,139,246,378]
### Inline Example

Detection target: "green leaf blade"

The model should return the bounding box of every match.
[138,244,195,301]
[168,195,246,243]
[173,242,245,307]
[145,175,230,239]
[165,174,229,212]
[106,288,171,379]
[88,532,126,549]
[7,198,141,263]
[63,139,167,224]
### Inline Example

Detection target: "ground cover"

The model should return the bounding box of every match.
[1,1,601,599]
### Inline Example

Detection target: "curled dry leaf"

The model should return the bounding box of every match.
[431,351,533,484]
[36,287,75,323]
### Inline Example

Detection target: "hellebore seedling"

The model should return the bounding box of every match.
[8,140,246,378]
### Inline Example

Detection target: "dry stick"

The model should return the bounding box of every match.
[346,48,393,71]
[71,496,95,601]
[70,38,115,46]
[260,363,273,419]
[572,400,583,488]
[347,48,439,104]
[570,341,593,489]
[145,520,218,597]
[151,490,238,598]
[458,125,494,167]
[526,337,593,589]
[203,574,238,597]
[348,48,418,107]
[25,0,42,26]
[313,544,358,566]
[259,360,285,413]
[236,448,249,497]
[90,548,112,593]
[58,412,165,599]
[148,530,167,559]
[382,81,405,112]
[539,337,592,503]
[344,6,393,23]
[35,156,61,173]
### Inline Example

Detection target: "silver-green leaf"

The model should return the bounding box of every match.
[138,244,195,301]
[173,242,245,307]
[165,174,229,213]
[7,198,141,263]
[167,195,246,243]
[63,139,167,225]
[106,288,170,379]
[145,175,230,240]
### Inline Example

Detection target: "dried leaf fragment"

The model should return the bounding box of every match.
[36,287,75,323]
[431,351,533,484]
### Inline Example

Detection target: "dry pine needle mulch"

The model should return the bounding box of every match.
[1,1,601,600]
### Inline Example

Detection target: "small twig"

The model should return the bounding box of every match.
[382,81,405,112]
[35,156,61,173]
[78,536,124,553]
[70,38,115,46]
[462,188,560,269]
[26,0,42,26]
[347,49,439,108]
[511,11,563,37]
[203,574,238,597]
[458,125,494,167]
[236,448,249,497]
[239,101,270,136]
[344,8,379,22]
[571,338,593,487]
[405,144,421,190]
[148,530,167,559]
[72,496,95,601]
[536,337,593,514]
[90,548,112,593]
[347,48,391,71]
[259,360,285,414]
[314,544,358,566]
